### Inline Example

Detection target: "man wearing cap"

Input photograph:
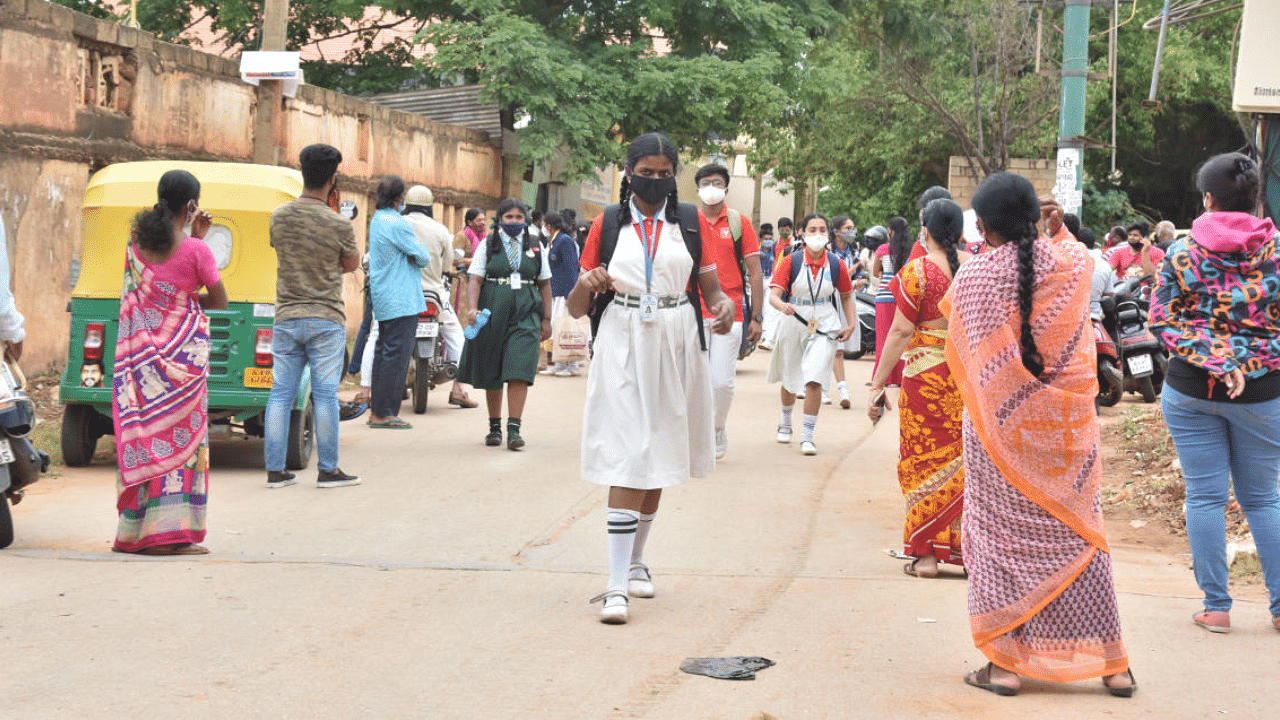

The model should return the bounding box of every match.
[403,185,477,408]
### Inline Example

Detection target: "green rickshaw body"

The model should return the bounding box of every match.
[58,161,316,468]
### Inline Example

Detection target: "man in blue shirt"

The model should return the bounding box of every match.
[542,212,581,376]
[368,175,429,428]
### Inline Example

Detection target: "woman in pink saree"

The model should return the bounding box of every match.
[944,173,1134,697]
[112,169,227,555]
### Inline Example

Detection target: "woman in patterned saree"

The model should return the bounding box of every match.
[945,172,1134,697]
[868,198,971,578]
[112,169,227,555]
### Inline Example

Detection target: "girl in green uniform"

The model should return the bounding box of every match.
[458,198,554,449]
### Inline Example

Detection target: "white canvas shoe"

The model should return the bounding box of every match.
[776,425,793,443]
[801,441,817,456]
[628,563,655,598]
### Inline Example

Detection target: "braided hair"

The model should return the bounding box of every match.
[617,132,682,228]
[133,169,200,254]
[970,172,1044,378]
[921,198,965,276]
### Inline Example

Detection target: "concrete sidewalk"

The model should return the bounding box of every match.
[1,353,1273,719]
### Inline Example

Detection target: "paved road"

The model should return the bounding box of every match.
[2,353,1274,719]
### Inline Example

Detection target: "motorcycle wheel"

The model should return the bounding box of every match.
[412,357,430,414]
[0,494,12,549]
[1136,375,1158,403]
[1097,383,1122,407]
[61,404,99,467]
[285,398,314,470]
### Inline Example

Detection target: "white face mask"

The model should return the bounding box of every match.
[804,233,828,251]
[697,185,726,205]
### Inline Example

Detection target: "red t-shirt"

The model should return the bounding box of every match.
[769,250,852,295]
[580,213,716,278]
[1108,244,1165,276]
[697,207,760,320]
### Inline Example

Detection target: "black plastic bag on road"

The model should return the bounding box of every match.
[679,656,776,681]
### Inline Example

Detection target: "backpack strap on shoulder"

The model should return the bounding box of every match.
[677,202,707,351]
[588,204,624,340]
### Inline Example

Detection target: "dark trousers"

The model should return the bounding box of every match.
[371,314,417,417]
[347,293,373,375]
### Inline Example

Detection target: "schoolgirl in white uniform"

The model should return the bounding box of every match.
[766,214,857,455]
[567,132,735,624]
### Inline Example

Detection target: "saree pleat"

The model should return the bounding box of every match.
[943,239,1128,683]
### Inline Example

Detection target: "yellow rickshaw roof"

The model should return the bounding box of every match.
[83,161,303,213]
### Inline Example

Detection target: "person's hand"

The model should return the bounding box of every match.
[576,267,611,295]
[867,383,893,422]
[1222,367,1246,399]
[747,319,762,343]
[711,298,734,334]
[465,307,477,327]
[835,325,853,342]
[540,317,552,341]
[780,303,796,316]
[4,340,21,362]
[190,209,213,239]
[1038,195,1063,236]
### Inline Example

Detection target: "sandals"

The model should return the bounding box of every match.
[589,590,629,624]
[903,557,939,579]
[1104,669,1137,698]
[368,417,413,429]
[964,662,1018,696]
[114,543,209,556]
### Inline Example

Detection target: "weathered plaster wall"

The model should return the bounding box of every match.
[0,0,503,370]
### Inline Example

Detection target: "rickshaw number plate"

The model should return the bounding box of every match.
[1127,354,1153,376]
[244,368,274,388]
[416,322,439,338]
[253,304,275,318]
[0,438,14,464]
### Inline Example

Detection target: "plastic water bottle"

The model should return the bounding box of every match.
[464,308,491,340]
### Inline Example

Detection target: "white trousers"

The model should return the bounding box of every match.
[708,321,743,432]
[360,303,463,387]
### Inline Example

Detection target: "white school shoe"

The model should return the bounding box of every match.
[839,385,852,409]
[801,441,817,456]
[590,590,629,624]
[628,562,655,598]
[776,425,793,444]
[822,392,832,405]
[715,428,728,459]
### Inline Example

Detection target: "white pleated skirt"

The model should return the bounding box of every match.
[581,302,714,489]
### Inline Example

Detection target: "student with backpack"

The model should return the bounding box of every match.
[566,132,735,625]
[766,213,857,455]
[694,163,764,459]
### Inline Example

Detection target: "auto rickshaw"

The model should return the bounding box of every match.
[59,161,317,469]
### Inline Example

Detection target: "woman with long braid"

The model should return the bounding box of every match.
[567,132,734,624]
[868,199,972,578]
[944,173,1134,697]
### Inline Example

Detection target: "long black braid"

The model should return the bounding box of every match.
[921,198,965,277]
[970,172,1044,378]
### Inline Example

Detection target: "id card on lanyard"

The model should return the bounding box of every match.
[805,255,825,335]
[635,207,661,323]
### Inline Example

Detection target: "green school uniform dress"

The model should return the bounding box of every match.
[457,231,550,390]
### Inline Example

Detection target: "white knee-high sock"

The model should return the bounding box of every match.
[801,414,818,443]
[606,508,640,593]
[631,512,656,569]
[780,403,794,429]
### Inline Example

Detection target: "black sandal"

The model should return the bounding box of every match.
[1104,669,1137,698]
[964,662,1018,696]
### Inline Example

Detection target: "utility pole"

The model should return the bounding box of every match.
[252,0,290,165]
[1053,0,1090,219]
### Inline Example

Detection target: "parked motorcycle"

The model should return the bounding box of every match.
[0,355,51,548]
[1094,317,1123,408]
[409,287,458,414]
[1111,276,1167,403]
[844,291,878,360]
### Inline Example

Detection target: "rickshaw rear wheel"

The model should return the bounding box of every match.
[285,398,314,470]
[61,404,100,467]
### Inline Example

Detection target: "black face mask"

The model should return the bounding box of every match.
[629,175,677,206]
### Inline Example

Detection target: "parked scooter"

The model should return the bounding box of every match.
[1111,276,1167,403]
[1094,316,1123,408]
[844,291,878,360]
[0,354,51,548]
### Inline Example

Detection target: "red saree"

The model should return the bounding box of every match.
[892,257,963,564]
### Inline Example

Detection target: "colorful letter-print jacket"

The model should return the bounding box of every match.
[1150,211,1280,399]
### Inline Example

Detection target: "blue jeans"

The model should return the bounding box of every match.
[264,318,345,473]
[1162,384,1280,616]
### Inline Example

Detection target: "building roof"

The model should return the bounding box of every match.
[364,85,501,142]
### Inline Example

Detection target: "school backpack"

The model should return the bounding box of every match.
[782,250,842,310]
[588,202,706,350]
